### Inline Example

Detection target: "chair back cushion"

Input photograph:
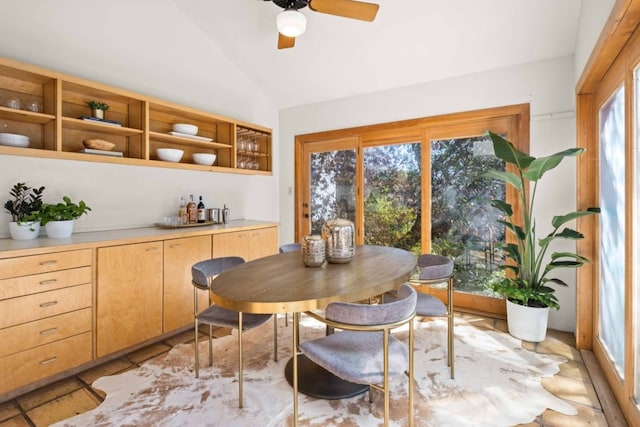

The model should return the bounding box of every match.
[279,243,301,253]
[326,283,416,325]
[417,254,454,280]
[192,256,245,288]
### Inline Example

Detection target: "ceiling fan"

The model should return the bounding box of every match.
[264,0,380,49]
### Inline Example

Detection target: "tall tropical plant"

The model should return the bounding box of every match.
[484,131,599,309]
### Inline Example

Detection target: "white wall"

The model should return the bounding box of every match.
[574,0,617,84]
[0,0,280,234]
[279,56,579,331]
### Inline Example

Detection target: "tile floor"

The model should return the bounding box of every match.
[0,313,609,427]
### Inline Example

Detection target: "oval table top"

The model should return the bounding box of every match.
[210,244,417,314]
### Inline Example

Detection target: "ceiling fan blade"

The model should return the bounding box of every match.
[309,0,379,22]
[278,33,296,49]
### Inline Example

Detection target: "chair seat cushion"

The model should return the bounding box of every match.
[417,254,454,280]
[198,305,271,330]
[416,293,447,317]
[300,331,408,385]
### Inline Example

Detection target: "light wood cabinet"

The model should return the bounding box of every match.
[163,235,211,332]
[0,249,92,396]
[0,57,272,174]
[211,226,279,261]
[96,241,163,357]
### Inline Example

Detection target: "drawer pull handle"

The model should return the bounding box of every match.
[146,247,159,252]
[40,327,58,336]
[39,279,57,286]
[39,260,58,266]
[40,356,58,365]
[169,244,181,248]
[39,301,58,308]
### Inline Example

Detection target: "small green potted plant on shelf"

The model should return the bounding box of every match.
[87,100,109,119]
[40,196,91,238]
[4,182,45,240]
[484,131,599,342]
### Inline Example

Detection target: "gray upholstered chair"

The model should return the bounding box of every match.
[192,256,277,408]
[387,253,455,378]
[299,283,417,427]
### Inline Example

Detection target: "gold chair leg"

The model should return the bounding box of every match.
[448,276,455,379]
[293,312,299,427]
[208,324,213,367]
[194,318,200,378]
[383,329,390,427]
[273,316,278,362]
[238,312,244,409]
[409,318,414,427]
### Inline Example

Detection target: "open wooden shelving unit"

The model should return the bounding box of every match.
[0,57,272,174]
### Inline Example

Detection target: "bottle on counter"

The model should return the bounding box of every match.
[197,196,206,223]
[178,196,188,225]
[187,195,197,223]
[222,204,230,224]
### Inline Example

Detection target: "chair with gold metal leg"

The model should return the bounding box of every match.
[192,256,278,408]
[298,283,417,427]
[385,253,455,378]
[279,243,301,326]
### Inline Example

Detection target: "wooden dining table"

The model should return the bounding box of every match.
[210,244,417,425]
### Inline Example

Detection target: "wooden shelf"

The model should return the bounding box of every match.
[0,57,272,175]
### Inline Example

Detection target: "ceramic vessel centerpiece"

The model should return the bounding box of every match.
[321,218,355,263]
[4,182,45,240]
[301,234,325,267]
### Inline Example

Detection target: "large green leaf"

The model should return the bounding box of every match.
[484,170,522,191]
[486,131,535,169]
[539,228,584,247]
[523,148,584,181]
[490,199,513,216]
[544,278,569,287]
[551,252,590,263]
[497,220,525,240]
[551,209,601,228]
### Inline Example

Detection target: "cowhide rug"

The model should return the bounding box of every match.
[53,315,577,426]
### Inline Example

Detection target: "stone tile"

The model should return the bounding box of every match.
[521,340,537,352]
[26,389,100,427]
[15,377,83,411]
[541,403,608,426]
[165,330,195,347]
[77,357,134,385]
[541,374,600,409]
[0,402,20,423]
[536,331,581,361]
[126,342,171,365]
[494,319,509,333]
[457,313,495,330]
[0,416,30,427]
[558,360,592,384]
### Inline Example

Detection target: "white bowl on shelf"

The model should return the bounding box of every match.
[156,148,184,162]
[192,153,217,166]
[0,133,29,148]
[172,123,198,136]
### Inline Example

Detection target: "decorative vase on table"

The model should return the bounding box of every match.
[45,220,74,239]
[301,234,325,267]
[8,221,40,240]
[321,218,355,263]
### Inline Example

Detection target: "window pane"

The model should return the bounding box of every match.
[309,149,356,234]
[363,142,421,253]
[599,84,626,376]
[430,136,505,296]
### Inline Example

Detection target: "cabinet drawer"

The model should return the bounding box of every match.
[0,284,91,329]
[0,249,92,280]
[0,332,92,395]
[0,308,92,358]
[0,266,92,300]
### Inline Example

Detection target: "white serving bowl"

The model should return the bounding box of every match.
[192,153,217,166]
[172,123,198,136]
[156,148,184,162]
[0,133,29,148]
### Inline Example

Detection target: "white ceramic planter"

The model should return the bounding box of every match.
[9,221,40,240]
[506,299,550,342]
[45,220,74,238]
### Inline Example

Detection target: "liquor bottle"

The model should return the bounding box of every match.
[222,204,230,224]
[178,196,188,225]
[187,195,197,223]
[197,196,206,223]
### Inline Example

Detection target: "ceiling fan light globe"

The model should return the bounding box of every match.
[277,9,307,37]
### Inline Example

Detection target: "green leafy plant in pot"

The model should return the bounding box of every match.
[87,100,109,119]
[484,131,599,342]
[40,196,91,238]
[4,182,45,239]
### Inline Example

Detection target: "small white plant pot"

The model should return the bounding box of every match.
[9,221,40,240]
[45,220,74,238]
[506,299,550,342]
